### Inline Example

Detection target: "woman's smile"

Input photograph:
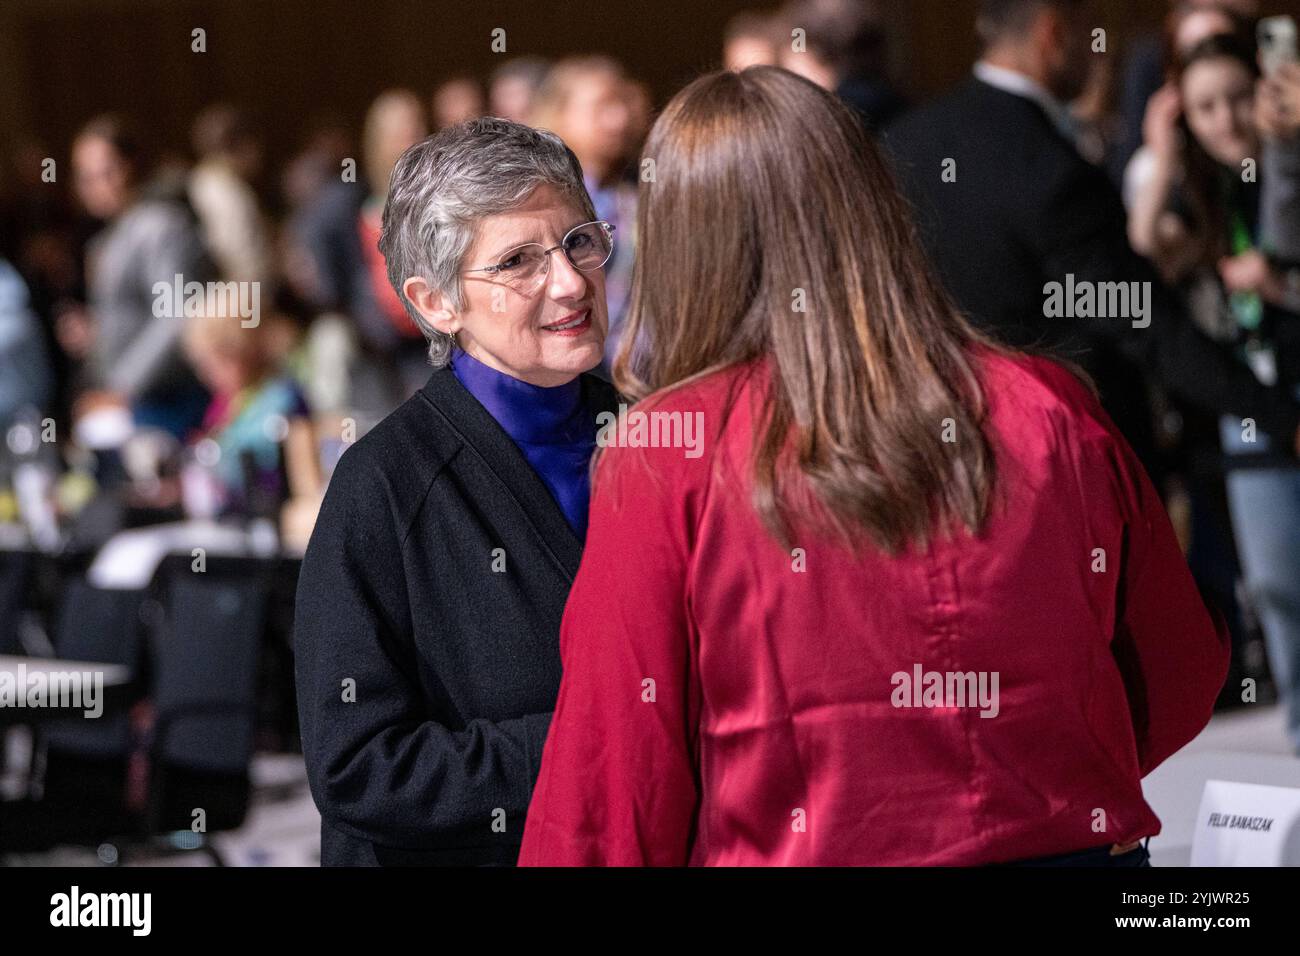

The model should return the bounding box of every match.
[540,308,594,336]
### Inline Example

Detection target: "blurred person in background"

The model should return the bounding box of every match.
[281,121,362,285]
[1112,0,1258,183]
[182,306,320,522]
[1071,52,1119,165]
[723,10,780,70]
[358,90,431,398]
[1127,34,1269,289]
[0,138,90,424]
[280,122,355,301]
[0,257,52,427]
[531,56,639,373]
[188,104,272,288]
[286,90,426,420]
[777,0,906,131]
[279,120,361,420]
[1122,4,1249,216]
[295,118,619,866]
[281,118,354,212]
[431,77,486,130]
[624,79,654,161]
[1123,15,1272,712]
[69,114,213,439]
[519,67,1227,866]
[1126,33,1300,753]
[883,0,1300,486]
[489,57,550,123]
[1258,60,1300,264]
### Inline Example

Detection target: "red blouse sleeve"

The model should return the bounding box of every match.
[1103,415,1231,777]
[518,442,702,866]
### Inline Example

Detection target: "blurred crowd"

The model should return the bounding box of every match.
[0,0,1297,728]
[0,48,655,553]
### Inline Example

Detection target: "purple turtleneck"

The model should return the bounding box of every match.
[451,349,598,539]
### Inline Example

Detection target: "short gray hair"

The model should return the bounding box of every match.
[378,117,597,368]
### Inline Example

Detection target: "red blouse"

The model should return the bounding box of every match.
[518,351,1229,866]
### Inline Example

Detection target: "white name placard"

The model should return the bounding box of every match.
[1190,779,1300,866]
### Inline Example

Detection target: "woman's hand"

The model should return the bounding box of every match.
[1219,250,1288,304]
[1258,63,1300,141]
[1128,84,1186,263]
[1143,82,1184,165]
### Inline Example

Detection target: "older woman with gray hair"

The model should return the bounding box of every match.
[294,117,618,866]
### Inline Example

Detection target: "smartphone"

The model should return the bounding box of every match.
[1258,16,1298,75]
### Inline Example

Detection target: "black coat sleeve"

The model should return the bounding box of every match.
[293,445,552,850]
[1023,156,1300,447]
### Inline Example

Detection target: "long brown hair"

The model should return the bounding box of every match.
[1172,33,1261,273]
[613,66,1001,554]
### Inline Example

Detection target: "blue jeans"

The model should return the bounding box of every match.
[1219,415,1300,754]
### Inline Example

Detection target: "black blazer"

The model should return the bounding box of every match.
[882,77,1300,459]
[294,365,619,866]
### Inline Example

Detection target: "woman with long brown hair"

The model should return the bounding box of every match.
[1126,29,1300,758]
[518,67,1228,866]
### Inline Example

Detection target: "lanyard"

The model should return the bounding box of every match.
[1226,199,1264,332]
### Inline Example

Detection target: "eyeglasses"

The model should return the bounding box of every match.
[463,220,615,295]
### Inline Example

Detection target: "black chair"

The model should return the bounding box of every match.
[0,550,32,787]
[2,553,272,864]
[0,550,32,655]
[139,553,272,860]
[0,576,146,852]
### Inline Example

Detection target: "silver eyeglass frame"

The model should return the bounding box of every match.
[462,220,616,288]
